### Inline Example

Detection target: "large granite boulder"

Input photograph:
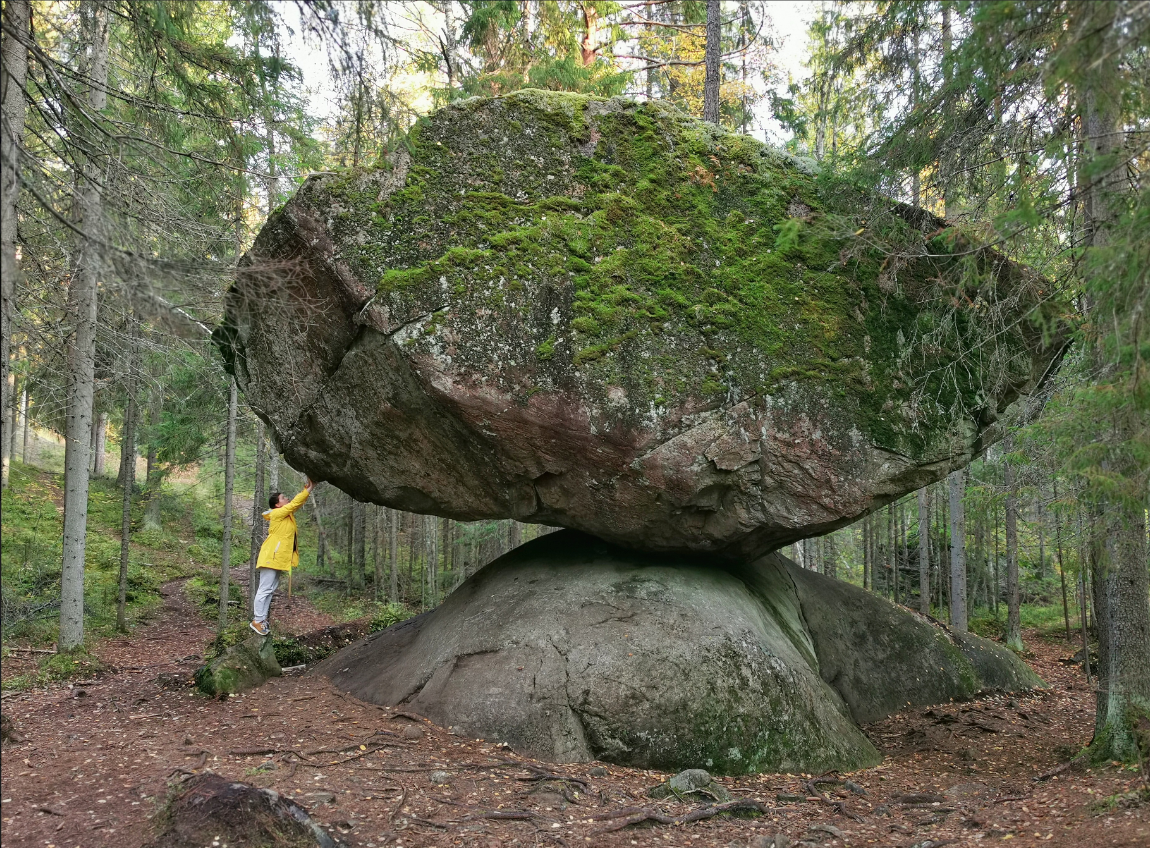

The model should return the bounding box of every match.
[217,90,1067,557]
[312,531,1040,774]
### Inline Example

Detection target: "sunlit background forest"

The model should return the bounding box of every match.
[1,0,1145,752]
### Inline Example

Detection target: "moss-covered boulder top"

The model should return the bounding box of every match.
[218,90,1066,557]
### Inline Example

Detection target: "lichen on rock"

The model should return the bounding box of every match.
[218,89,1068,557]
[313,530,1040,774]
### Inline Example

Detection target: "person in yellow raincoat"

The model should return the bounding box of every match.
[250,477,314,636]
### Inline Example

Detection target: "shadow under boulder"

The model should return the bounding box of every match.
[314,531,1041,774]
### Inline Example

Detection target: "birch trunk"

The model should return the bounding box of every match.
[59,1,108,649]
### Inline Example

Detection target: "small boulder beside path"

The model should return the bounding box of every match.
[193,634,281,697]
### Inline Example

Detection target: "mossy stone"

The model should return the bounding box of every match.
[194,635,282,697]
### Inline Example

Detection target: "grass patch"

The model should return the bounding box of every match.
[1,462,219,646]
[0,644,109,692]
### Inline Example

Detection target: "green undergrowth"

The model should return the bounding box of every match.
[303,90,1064,460]
[970,602,1078,643]
[201,598,413,670]
[1,462,219,649]
[0,645,109,691]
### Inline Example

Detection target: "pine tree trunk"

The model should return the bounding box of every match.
[217,379,238,633]
[824,534,837,580]
[0,0,29,491]
[352,500,366,592]
[92,409,106,476]
[142,396,162,530]
[59,1,108,650]
[372,505,381,601]
[1004,446,1022,650]
[702,0,721,124]
[248,420,265,616]
[917,486,930,614]
[1052,477,1071,641]
[388,508,399,602]
[21,386,32,462]
[947,469,967,633]
[116,317,138,632]
[1076,1,1150,760]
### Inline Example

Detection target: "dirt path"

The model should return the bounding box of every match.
[2,597,1145,848]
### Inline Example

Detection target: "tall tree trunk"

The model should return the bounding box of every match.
[116,316,138,632]
[248,420,265,616]
[92,409,106,476]
[313,492,327,575]
[1076,0,1150,762]
[1004,444,1022,650]
[372,505,381,600]
[217,379,238,633]
[1052,477,1071,641]
[4,376,16,473]
[947,469,967,633]
[352,499,366,592]
[0,0,29,490]
[388,507,399,602]
[824,533,837,580]
[59,1,108,650]
[21,384,31,462]
[917,486,930,614]
[702,0,721,124]
[142,394,162,529]
[579,2,599,67]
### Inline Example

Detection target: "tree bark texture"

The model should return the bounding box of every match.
[92,410,106,476]
[1004,447,1022,651]
[388,507,399,602]
[21,385,31,462]
[59,0,108,650]
[917,486,930,614]
[117,318,138,632]
[217,379,238,633]
[0,0,29,490]
[702,0,721,124]
[248,419,265,616]
[947,469,967,633]
[352,499,366,590]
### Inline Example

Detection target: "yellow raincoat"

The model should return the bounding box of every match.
[255,489,310,572]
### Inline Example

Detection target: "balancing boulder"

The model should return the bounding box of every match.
[216,90,1067,558]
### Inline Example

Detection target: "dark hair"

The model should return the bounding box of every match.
[268,492,283,510]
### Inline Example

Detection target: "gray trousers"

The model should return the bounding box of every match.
[253,567,281,623]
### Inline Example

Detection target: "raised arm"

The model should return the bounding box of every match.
[278,478,314,516]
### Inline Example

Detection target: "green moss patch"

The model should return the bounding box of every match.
[288,90,1063,461]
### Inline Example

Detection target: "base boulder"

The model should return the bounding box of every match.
[315,531,1040,774]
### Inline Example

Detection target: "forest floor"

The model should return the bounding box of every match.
[2,577,1146,848]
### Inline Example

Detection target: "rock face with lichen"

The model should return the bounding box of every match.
[313,531,1041,774]
[217,89,1066,557]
